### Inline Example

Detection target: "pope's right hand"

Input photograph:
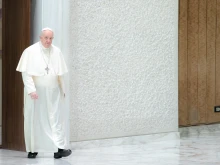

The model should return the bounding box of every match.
[29,92,38,100]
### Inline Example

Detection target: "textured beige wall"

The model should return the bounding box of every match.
[31,0,179,143]
[69,0,179,142]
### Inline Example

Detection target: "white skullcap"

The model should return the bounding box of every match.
[41,27,53,32]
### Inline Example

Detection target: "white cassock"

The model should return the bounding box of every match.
[16,42,69,152]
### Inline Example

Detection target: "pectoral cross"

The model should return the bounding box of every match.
[45,66,50,74]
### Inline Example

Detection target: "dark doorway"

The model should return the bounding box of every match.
[2,0,31,151]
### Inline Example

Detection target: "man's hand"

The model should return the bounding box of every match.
[29,92,38,100]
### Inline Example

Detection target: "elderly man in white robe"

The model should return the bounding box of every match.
[16,28,71,159]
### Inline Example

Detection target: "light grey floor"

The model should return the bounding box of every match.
[1,126,220,165]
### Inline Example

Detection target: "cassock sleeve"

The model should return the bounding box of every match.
[22,72,36,94]
[58,76,65,97]
[56,51,68,75]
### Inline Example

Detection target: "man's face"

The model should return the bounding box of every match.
[40,30,54,48]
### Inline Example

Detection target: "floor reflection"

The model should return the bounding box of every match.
[1,125,220,164]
